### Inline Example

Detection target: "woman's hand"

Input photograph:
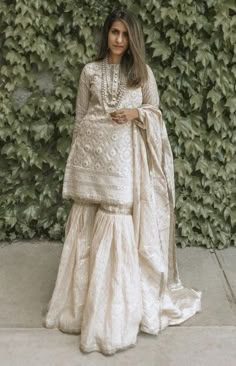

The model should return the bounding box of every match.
[110,108,139,124]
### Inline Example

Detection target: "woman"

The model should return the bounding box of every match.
[43,9,202,355]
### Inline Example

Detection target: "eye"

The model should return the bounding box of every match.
[111,29,119,34]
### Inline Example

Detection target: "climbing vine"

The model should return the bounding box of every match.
[0,0,235,248]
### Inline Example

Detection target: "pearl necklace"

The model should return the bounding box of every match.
[101,56,127,113]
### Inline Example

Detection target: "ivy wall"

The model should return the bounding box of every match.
[0,0,235,248]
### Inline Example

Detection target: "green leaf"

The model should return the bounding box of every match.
[23,205,39,222]
[31,122,54,142]
[207,89,222,104]
[225,97,236,113]
[189,94,203,110]
[1,143,15,156]
[166,29,180,45]
[152,41,171,60]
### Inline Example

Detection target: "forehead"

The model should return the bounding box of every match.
[111,20,128,32]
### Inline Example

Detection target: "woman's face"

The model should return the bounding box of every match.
[107,20,129,57]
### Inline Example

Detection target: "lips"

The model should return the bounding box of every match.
[113,45,124,48]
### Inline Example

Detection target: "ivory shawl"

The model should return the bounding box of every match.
[133,106,201,332]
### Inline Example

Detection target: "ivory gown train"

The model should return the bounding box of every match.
[42,60,202,354]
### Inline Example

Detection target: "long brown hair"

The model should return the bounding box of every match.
[95,8,148,88]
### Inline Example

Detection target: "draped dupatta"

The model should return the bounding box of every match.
[133,106,201,333]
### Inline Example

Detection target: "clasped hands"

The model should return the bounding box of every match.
[110,108,139,124]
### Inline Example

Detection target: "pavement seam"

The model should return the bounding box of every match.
[1,326,236,330]
[212,249,236,305]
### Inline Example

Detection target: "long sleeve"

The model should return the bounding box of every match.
[134,64,160,129]
[71,65,91,145]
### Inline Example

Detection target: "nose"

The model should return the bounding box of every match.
[116,33,123,43]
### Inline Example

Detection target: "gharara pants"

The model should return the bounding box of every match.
[43,199,201,355]
[43,200,142,354]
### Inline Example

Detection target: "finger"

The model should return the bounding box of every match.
[119,111,125,117]
[112,118,120,124]
[110,111,118,117]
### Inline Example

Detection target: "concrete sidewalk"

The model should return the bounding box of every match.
[0,240,235,366]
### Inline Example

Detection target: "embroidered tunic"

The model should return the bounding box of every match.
[62,60,159,206]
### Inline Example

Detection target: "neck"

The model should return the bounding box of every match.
[107,52,122,64]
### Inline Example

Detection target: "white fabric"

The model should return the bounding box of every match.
[132,108,201,334]
[43,199,201,355]
[80,206,142,353]
[43,60,202,355]
[62,61,158,206]
[43,203,98,333]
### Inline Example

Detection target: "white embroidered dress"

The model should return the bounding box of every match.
[62,60,152,206]
[43,60,202,355]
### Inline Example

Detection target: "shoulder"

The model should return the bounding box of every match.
[145,63,155,78]
[146,64,158,87]
[140,64,156,89]
[79,61,101,85]
[81,61,101,75]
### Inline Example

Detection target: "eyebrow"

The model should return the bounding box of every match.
[111,27,128,34]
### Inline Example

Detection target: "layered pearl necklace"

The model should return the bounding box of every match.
[101,55,127,113]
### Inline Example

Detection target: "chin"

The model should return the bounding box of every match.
[112,49,126,56]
